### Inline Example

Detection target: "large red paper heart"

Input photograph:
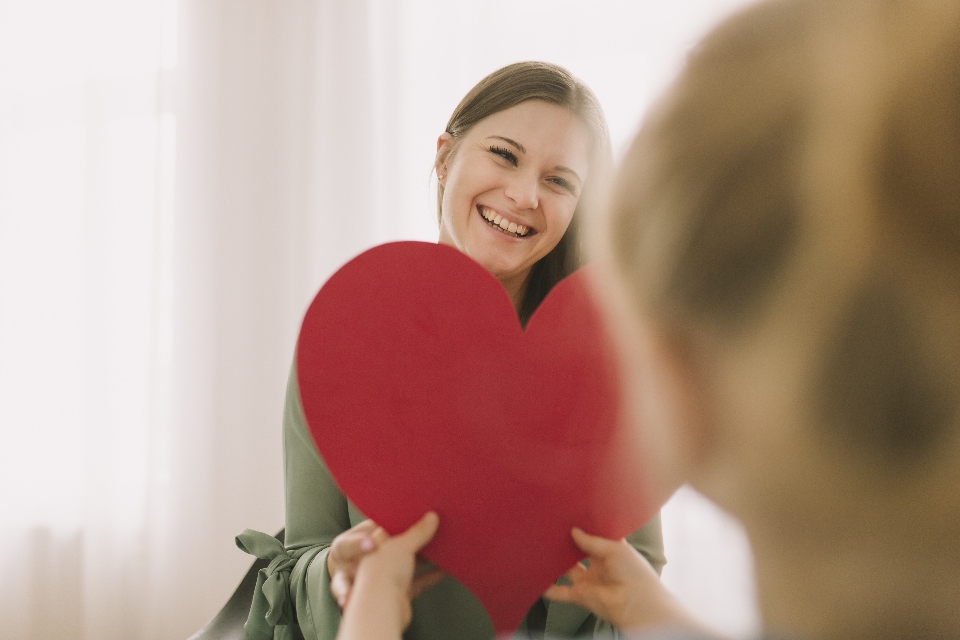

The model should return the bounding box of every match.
[297,242,655,633]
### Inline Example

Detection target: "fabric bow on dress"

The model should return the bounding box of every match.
[236,529,310,640]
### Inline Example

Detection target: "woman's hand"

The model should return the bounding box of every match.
[327,517,445,609]
[336,512,444,640]
[544,527,715,635]
[327,519,382,608]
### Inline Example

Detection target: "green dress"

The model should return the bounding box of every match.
[238,366,666,640]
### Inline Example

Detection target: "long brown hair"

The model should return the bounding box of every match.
[438,61,612,325]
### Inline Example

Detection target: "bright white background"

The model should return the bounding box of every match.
[0,1,758,638]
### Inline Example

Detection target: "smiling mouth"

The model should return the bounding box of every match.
[478,206,533,238]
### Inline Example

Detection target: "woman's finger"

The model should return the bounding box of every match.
[344,520,379,547]
[332,537,369,563]
[330,570,352,608]
[354,519,379,533]
[332,522,382,563]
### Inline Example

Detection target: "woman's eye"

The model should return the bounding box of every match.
[548,176,577,195]
[489,146,518,165]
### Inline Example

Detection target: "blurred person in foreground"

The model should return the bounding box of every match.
[333,0,960,638]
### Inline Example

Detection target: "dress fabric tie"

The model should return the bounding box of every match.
[236,529,311,640]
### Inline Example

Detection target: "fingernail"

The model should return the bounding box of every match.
[360,538,375,552]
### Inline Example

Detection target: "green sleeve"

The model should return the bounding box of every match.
[628,513,666,576]
[283,363,350,640]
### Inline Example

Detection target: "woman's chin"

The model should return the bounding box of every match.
[472,255,528,283]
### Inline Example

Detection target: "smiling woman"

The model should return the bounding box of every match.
[435,62,614,325]
[237,62,665,640]
[436,100,591,312]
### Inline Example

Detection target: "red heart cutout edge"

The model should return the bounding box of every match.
[297,241,656,633]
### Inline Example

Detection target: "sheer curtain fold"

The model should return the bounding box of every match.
[0,1,401,638]
[0,2,169,636]
[147,1,407,637]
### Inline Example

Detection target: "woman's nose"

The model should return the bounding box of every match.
[504,171,539,210]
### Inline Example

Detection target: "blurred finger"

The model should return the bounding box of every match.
[396,512,440,553]
[570,527,619,557]
[327,520,384,577]
[340,525,382,558]
[410,567,446,598]
[333,539,363,564]
[330,570,351,608]
[354,519,379,534]
[543,584,577,604]
[343,520,378,548]
[555,560,588,586]
[370,526,389,546]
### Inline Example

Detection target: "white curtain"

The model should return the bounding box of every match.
[0,1,757,639]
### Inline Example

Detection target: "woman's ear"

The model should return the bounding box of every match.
[435,133,454,184]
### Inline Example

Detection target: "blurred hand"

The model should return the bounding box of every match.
[327,519,382,608]
[328,517,444,610]
[337,512,444,640]
[544,527,713,635]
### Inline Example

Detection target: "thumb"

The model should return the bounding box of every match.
[570,527,618,558]
[397,512,440,553]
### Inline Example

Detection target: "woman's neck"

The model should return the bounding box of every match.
[499,271,529,316]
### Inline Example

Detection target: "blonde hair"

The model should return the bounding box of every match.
[607,0,960,467]
[438,61,613,325]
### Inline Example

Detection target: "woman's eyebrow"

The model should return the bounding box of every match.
[486,135,525,153]
[554,165,583,185]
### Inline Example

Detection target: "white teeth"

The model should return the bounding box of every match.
[479,206,530,237]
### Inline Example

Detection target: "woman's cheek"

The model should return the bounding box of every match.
[552,200,577,234]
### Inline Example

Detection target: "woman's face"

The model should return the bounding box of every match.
[436,100,592,296]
